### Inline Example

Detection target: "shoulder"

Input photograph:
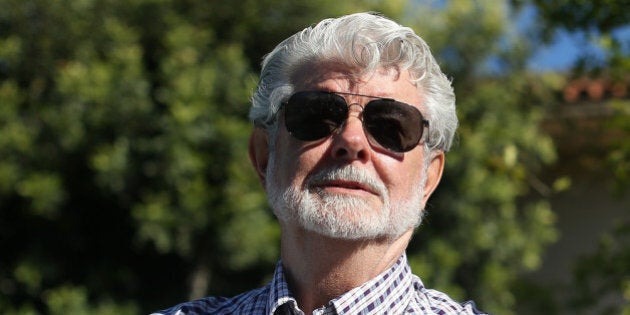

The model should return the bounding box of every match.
[151,286,269,315]
[411,276,489,315]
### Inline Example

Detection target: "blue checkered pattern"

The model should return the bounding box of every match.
[152,254,487,314]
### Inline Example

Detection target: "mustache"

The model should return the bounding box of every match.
[305,165,388,198]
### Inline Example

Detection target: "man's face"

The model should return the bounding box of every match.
[259,67,443,240]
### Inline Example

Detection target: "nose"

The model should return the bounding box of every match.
[330,108,371,162]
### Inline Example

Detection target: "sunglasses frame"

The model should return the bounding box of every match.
[282,90,429,153]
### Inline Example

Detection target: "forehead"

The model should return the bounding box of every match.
[289,61,355,90]
[291,65,424,110]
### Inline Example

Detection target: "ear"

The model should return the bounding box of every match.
[422,151,445,206]
[249,127,270,187]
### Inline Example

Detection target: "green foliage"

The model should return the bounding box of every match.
[516,0,630,33]
[521,1,630,313]
[0,0,280,312]
[515,0,630,77]
[570,221,630,315]
[607,100,630,195]
[43,285,138,315]
[0,0,573,314]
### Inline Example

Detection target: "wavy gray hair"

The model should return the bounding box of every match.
[249,12,457,152]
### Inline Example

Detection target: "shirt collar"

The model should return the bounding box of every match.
[267,261,298,314]
[329,253,414,314]
[267,254,414,315]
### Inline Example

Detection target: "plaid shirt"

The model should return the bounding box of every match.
[152,254,487,315]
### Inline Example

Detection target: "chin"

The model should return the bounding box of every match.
[298,213,411,241]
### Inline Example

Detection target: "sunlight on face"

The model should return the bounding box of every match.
[266,158,427,240]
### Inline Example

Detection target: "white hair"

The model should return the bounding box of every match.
[265,148,432,240]
[249,12,457,152]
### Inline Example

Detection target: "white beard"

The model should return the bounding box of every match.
[266,153,427,240]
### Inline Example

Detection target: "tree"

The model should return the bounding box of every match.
[527,0,630,192]
[570,223,630,315]
[513,0,630,77]
[0,1,561,314]
[515,1,630,314]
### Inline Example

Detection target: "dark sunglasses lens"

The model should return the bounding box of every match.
[363,100,423,152]
[284,91,347,141]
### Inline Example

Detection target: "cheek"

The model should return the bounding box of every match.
[271,133,324,187]
[390,172,419,197]
[380,157,425,200]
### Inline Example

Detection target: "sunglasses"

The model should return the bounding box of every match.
[283,90,429,153]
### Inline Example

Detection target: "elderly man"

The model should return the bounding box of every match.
[155,12,486,315]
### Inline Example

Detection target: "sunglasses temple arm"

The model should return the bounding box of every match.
[422,120,430,146]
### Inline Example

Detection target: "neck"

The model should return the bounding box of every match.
[280,224,413,314]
